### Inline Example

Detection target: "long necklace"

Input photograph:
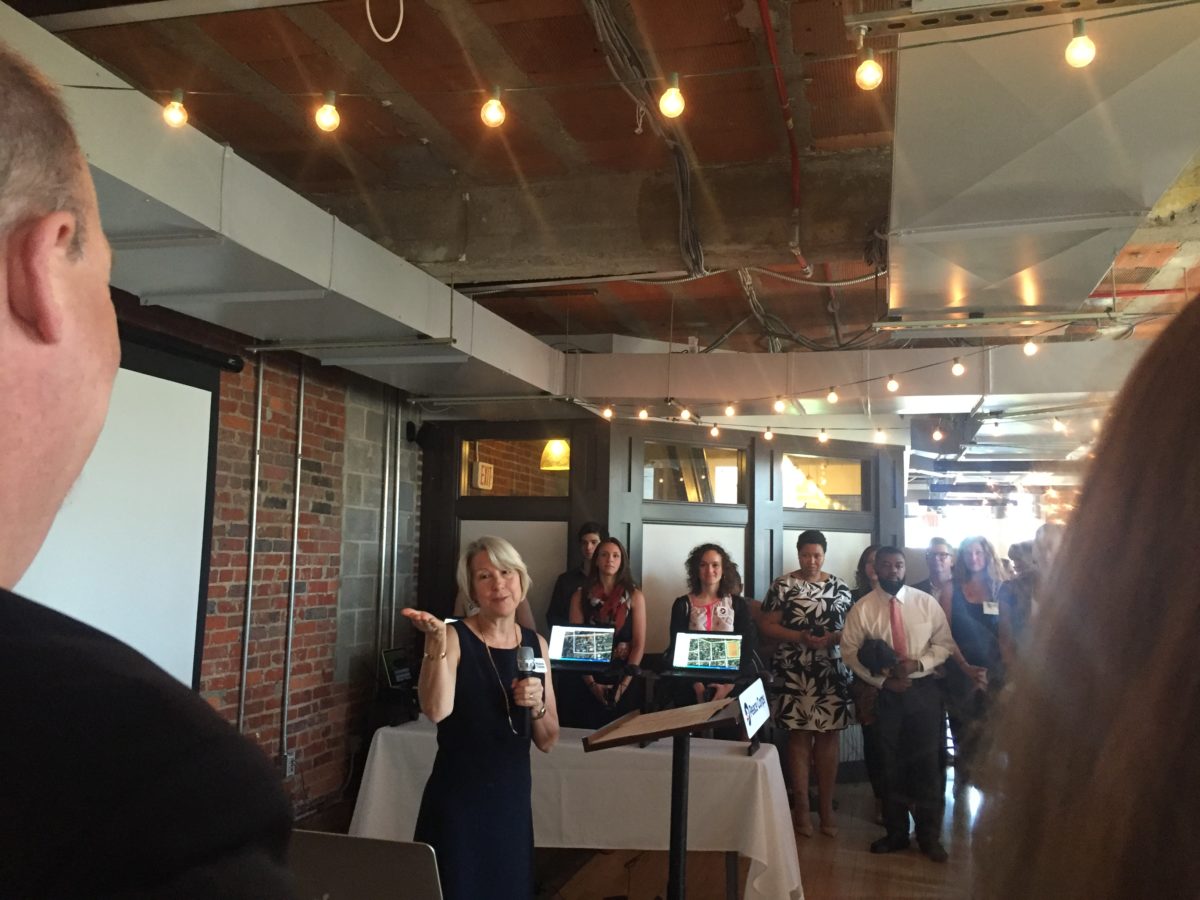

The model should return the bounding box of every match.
[482,622,520,736]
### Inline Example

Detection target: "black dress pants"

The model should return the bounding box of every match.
[874,677,944,844]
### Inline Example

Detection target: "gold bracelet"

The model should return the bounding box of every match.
[532,704,547,721]
[423,649,447,661]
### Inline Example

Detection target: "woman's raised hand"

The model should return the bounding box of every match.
[401,607,448,638]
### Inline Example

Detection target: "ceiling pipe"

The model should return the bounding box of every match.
[757,0,811,275]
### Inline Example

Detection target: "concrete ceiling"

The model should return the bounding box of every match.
[9,0,1200,489]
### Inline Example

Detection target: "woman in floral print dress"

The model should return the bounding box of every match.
[760,529,853,837]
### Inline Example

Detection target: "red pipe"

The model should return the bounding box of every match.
[757,0,810,274]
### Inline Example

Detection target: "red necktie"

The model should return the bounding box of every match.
[889,596,909,660]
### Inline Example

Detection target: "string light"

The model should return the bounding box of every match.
[481,86,506,127]
[162,88,188,128]
[932,424,944,442]
[1023,339,1038,356]
[853,26,883,91]
[710,425,720,437]
[763,428,774,441]
[773,397,786,413]
[874,427,886,444]
[725,403,736,417]
[601,405,614,419]
[679,407,691,421]
[886,375,899,392]
[827,387,839,404]
[658,72,685,118]
[314,91,340,132]
[951,358,966,377]
[1092,417,1101,432]
[1052,417,1067,433]
[638,408,649,420]
[1065,18,1096,68]
[818,429,829,444]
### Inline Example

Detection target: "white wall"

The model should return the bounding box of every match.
[640,524,746,654]
[16,368,212,686]
[458,520,569,634]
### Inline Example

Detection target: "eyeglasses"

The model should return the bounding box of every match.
[928,552,952,561]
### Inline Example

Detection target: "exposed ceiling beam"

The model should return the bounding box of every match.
[36,0,324,33]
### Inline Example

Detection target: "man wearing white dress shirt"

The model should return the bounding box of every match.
[842,546,956,862]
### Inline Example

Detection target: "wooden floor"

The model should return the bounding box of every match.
[538,774,979,900]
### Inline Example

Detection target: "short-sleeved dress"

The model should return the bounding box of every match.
[762,572,853,732]
[414,620,540,900]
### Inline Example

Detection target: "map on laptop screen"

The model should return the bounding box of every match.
[671,632,742,671]
[548,625,615,663]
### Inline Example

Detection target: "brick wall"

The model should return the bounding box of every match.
[465,438,569,496]
[115,296,417,817]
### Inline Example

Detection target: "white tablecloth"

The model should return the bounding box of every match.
[350,718,803,900]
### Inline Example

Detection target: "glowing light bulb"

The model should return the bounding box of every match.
[480,87,506,127]
[163,89,188,128]
[315,91,340,132]
[710,425,720,437]
[1024,339,1038,357]
[763,428,774,441]
[1065,19,1096,69]
[659,73,685,118]
[856,48,883,91]
[874,427,886,444]
[680,408,691,421]
[773,397,786,413]
[638,408,649,420]
[951,358,965,377]
[1092,417,1101,432]
[932,426,944,442]
[827,387,839,404]
[818,429,829,444]
[1052,417,1066,433]
[886,375,899,392]
[725,404,736,417]
[602,405,614,419]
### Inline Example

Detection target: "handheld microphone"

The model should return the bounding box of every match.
[515,646,539,738]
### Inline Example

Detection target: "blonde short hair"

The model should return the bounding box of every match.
[456,536,532,608]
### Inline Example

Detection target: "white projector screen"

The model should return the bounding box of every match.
[15,347,217,687]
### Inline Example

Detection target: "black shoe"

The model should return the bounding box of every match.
[920,840,949,863]
[870,835,911,854]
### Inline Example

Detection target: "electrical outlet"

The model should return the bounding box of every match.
[283,751,297,778]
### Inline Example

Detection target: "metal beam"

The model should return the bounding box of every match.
[36,0,324,32]
[846,0,1166,39]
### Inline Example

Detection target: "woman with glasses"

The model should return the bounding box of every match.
[402,536,559,899]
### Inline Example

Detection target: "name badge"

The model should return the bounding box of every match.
[983,601,1000,616]
[738,678,770,740]
[530,658,548,674]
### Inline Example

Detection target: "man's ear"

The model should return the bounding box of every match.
[5,211,77,345]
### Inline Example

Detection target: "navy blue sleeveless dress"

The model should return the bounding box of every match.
[414,620,539,900]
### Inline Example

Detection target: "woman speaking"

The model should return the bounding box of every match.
[402,536,559,900]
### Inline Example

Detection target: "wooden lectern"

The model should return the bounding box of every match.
[582,698,744,900]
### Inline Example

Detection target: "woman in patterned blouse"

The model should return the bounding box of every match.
[759,529,853,837]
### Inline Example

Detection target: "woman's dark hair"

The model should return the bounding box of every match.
[953,535,1006,587]
[795,529,827,552]
[976,298,1200,899]
[577,520,607,541]
[855,544,882,592]
[585,537,637,595]
[684,543,741,597]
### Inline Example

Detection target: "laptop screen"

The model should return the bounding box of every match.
[548,625,615,663]
[672,632,742,671]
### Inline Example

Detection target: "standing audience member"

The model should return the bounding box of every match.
[668,543,754,704]
[977,298,1200,899]
[403,536,559,900]
[547,521,606,629]
[569,537,647,725]
[946,535,1006,787]
[851,545,882,602]
[0,43,298,898]
[997,540,1036,671]
[760,530,853,837]
[843,547,956,863]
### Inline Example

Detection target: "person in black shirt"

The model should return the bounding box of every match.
[0,43,295,897]
[546,521,606,629]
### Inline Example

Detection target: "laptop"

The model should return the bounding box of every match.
[288,830,443,900]
[671,632,743,672]
[548,624,616,665]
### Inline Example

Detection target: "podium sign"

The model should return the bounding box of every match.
[738,678,769,740]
